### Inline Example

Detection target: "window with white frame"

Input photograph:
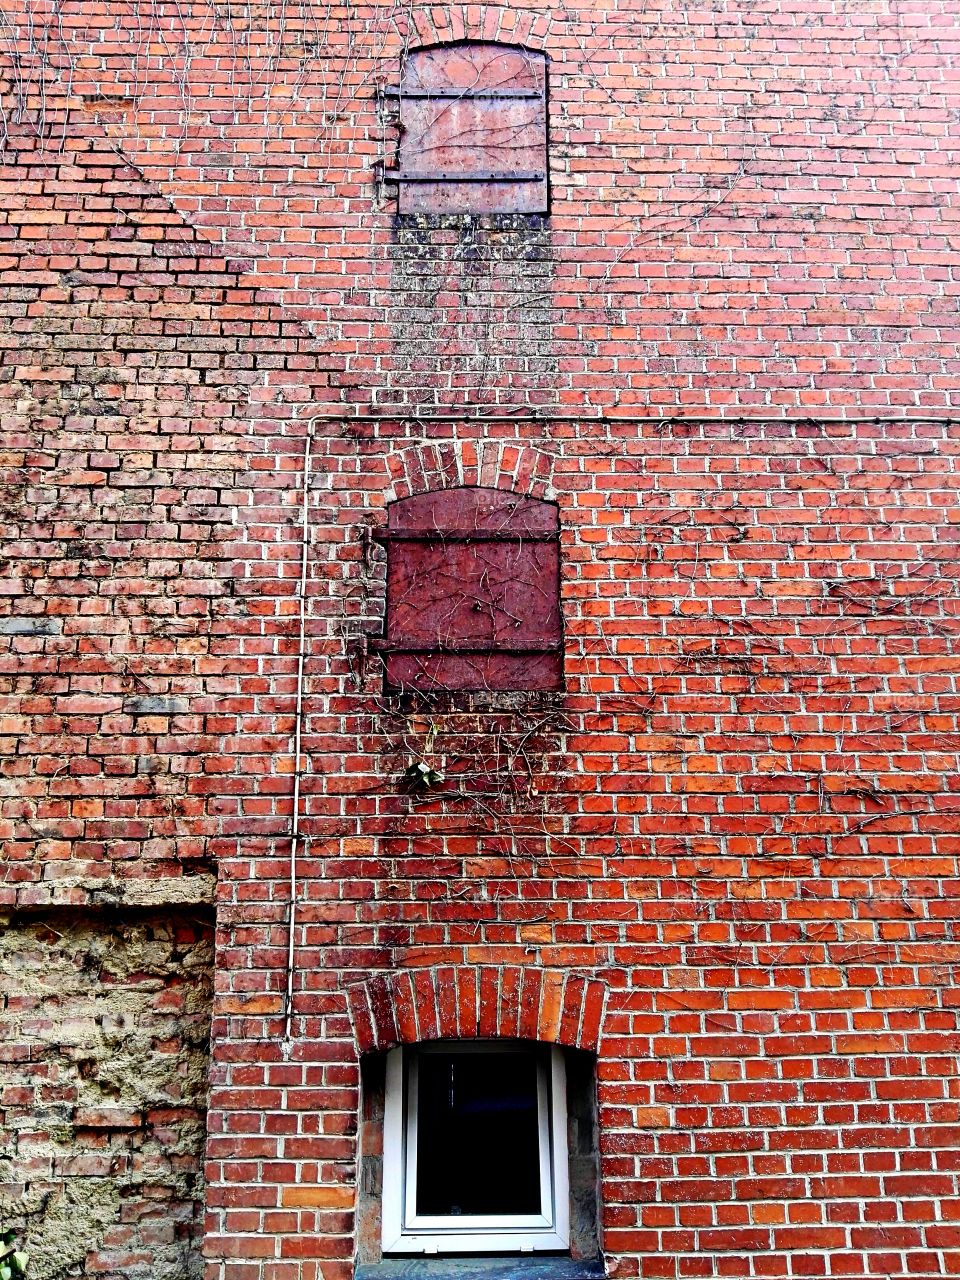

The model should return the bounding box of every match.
[382,1041,569,1254]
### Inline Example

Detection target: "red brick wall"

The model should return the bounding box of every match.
[2,2,960,1279]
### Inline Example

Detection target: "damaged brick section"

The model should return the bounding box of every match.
[0,100,256,898]
[0,89,327,902]
[0,908,214,1280]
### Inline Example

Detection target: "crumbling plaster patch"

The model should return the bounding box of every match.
[0,910,214,1279]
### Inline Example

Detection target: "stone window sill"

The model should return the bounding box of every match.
[357,1258,605,1280]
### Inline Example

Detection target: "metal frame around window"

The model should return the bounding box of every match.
[382,1041,570,1254]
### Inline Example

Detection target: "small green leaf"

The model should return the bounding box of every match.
[12,1251,28,1273]
[2,1260,13,1280]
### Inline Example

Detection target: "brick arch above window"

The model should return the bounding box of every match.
[395,7,553,59]
[383,440,557,504]
[347,966,608,1056]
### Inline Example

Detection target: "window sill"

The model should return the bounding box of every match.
[358,1259,605,1280]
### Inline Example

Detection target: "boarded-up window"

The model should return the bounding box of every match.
[385,43,548,215]
[374,487,562,693]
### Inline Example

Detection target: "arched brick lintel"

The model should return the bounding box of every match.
[395,7,553,57]
[347,966,608,1056]
[384,441,557,504]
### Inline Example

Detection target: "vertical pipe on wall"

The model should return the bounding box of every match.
[284,427,313,1047]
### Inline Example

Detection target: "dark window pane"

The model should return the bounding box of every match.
[415,1050,542,1217]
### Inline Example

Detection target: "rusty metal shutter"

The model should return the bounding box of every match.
[374,487,562,692]
[385,43,548,215]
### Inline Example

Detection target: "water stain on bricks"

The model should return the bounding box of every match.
[388,215,560,408]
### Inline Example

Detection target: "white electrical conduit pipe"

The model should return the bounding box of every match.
[284,427,313,1047]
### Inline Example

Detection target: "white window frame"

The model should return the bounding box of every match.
[382,1041,570,1255]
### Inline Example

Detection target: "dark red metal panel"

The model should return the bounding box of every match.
[387,487,558,536]
[385,651,562,693]
[395,43,548,216]
[388,539,559,647]
[379,487,562,693]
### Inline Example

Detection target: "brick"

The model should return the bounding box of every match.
[123,695,190,715]
[281,1186,355,1210]
[0,617,62,635]
[537,969,565,1043]
[73,1106,142,1129]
